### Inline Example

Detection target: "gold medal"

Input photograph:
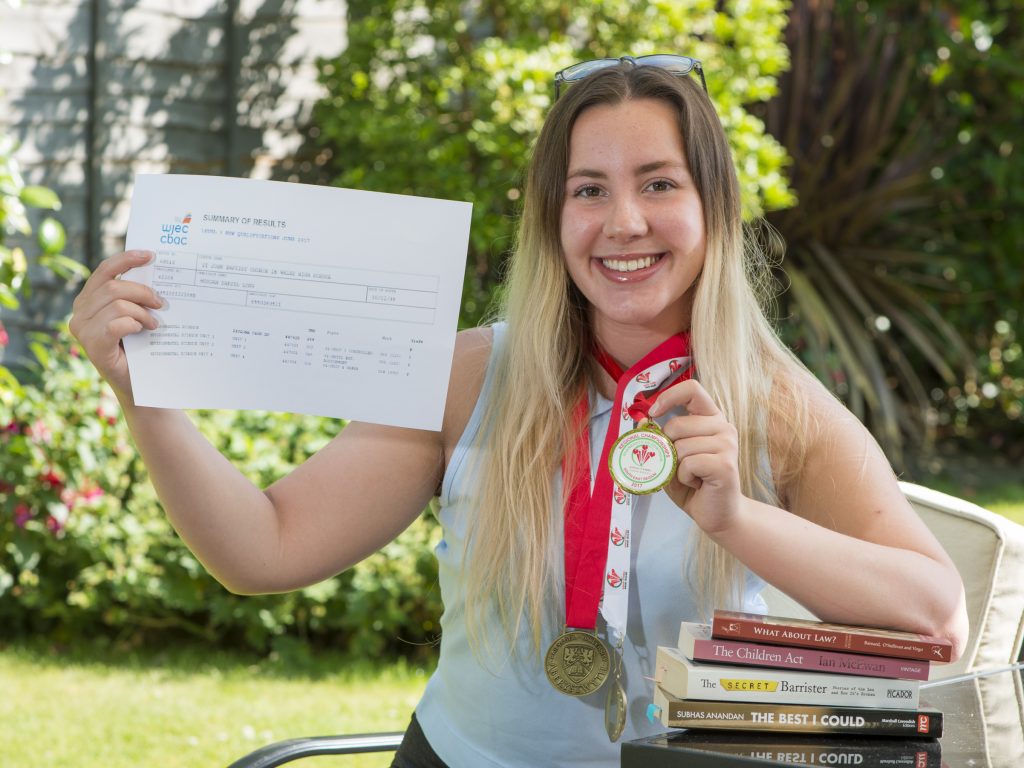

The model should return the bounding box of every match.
[544,629,610,697]
[608,421,676,495]
[604,640,627,741]
[604,677,627,742]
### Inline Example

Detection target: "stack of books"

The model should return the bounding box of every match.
[647,610,952,767]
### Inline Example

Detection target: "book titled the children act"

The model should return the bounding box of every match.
[651,685,944,736]
[655,646,921,709]
[712,610,953,663]
[679,622,931,681]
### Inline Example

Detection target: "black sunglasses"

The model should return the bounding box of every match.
[553,54,707,99]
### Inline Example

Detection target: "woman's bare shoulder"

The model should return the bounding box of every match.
[766,363,867,505]
[768,363,910,527]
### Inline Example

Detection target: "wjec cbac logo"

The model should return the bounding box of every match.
[160,212,192,246]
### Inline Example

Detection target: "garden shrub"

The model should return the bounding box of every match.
[0,328,442,660]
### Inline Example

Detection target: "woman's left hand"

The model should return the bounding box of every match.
[647,379,743,535]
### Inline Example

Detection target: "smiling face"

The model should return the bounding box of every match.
[560,98,706,350]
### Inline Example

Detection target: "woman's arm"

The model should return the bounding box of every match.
[70,251,489,596]
[651,375,969,659]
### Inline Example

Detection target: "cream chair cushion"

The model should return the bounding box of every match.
[759,482,1024,680]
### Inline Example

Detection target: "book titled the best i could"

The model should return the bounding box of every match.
[650,685,943,736]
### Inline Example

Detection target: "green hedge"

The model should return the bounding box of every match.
[0,329,442,660]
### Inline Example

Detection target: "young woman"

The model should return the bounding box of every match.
[70,57,968,767]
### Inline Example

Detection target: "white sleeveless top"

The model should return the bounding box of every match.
[415,323,768,767]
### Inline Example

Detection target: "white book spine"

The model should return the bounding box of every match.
[655,646,920,710]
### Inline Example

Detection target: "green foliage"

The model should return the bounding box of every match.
[314,0,796,326]
[901,1,1024,457]
[0,134,86,310]
[0,129,88,374]
[0,329,442,659]
[756,0,1023,466]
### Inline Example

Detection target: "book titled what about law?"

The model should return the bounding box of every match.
[655,646,921,710]
[712,610,952,663]
[679,622,931,681]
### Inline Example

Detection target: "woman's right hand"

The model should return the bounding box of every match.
[69,250,164,400]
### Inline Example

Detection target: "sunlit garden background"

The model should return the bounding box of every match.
[1,1,1021,766]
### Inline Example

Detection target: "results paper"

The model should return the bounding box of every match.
[121,174,471,431]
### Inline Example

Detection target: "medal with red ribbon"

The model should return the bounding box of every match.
[544,333,694,741]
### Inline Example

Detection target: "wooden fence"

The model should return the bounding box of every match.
[0,0,345,355]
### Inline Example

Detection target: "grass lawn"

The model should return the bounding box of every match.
[0,640,431,768]
[914,468,1024,526]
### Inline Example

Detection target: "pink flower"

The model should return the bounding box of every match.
[46,515,64,534]
[26,420,53,444]
[62,486,104,509]
[14,504,32,528]
[81,487,104,503]
[0,321,8,348]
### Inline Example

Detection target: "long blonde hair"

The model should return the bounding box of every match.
[464,65,808,655]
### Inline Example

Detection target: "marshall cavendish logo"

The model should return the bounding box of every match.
[610,526,629,547]
[160,211,192,245]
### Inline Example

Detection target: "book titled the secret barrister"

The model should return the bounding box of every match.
[678,622,931,680]
[712,610,953,663]
[655,646,921,709]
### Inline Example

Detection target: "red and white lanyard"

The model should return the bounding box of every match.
[561,333,694,644]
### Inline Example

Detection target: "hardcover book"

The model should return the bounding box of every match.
[623,730,941,768]
[651,685,944,736]
[655,646,921,709]
[679,622,931,681]
[712,610,952,663]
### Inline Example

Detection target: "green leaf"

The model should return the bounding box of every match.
[29,341,51,367]
[19,185,62,210]
[0,365,24,403]
[0,283,20,309]
[39,253,90,280]
[37,217,66,253]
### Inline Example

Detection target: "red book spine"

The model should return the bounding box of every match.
[689,635,930,680]
[712,613,952,663]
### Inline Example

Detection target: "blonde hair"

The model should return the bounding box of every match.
[464,65,808,655]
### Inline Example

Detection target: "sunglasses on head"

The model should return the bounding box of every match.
[553,54,707,100]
